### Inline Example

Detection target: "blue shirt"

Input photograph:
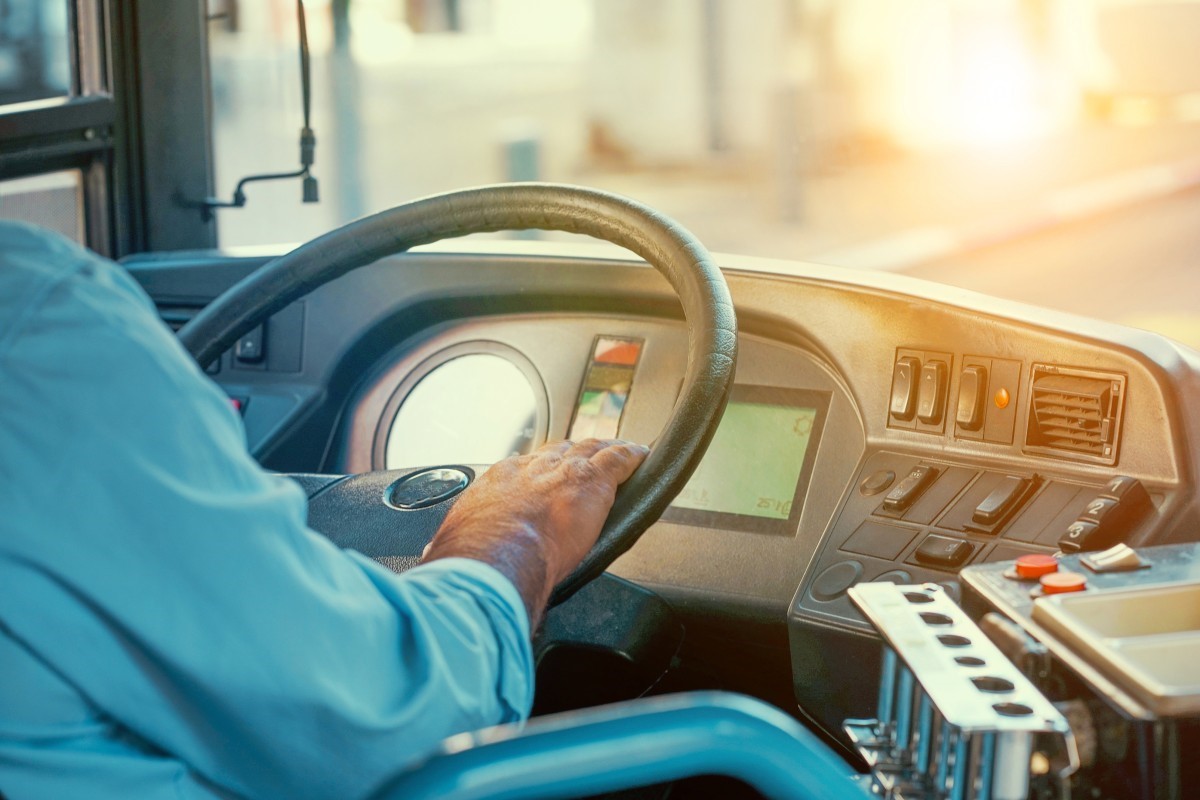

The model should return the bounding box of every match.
[0,223,534,799]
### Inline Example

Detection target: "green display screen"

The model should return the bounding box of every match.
[665,387,829,535]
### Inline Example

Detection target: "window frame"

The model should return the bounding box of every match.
[0,0,217,257]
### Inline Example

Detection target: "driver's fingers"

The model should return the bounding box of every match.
[534,440,574,457]
[589,441,650,484]
[563,437,626,460]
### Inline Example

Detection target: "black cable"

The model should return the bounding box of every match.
[297,0,312,134]
[296,0,317,200]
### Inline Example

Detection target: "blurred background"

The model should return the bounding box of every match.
[7,1,1200,346]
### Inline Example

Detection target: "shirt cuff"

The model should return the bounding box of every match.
[406,557,532,638]
[401,556,535,721]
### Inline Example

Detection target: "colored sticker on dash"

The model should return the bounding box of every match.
[568,337,643,440]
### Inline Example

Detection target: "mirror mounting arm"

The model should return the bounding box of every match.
[195,0,318,222]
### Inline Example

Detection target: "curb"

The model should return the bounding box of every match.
[811,156,1200,272]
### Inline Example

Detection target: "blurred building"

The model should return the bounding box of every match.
[585,0,1108,167]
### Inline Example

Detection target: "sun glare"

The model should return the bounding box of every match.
[954,32,1045,146]
[877,1,1064,151]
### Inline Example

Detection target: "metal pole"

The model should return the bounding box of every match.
[502,123,541,239]
[330,0,366,220]
[701,0,726,153]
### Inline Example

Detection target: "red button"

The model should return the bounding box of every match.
[1040,571,1087,595]
[1015,554,1058,579]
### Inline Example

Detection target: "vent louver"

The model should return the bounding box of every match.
[1025,365,1125,465]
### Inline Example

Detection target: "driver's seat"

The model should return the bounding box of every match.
[375,691,869,800]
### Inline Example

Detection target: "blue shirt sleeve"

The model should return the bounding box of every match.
[0,226,534,799]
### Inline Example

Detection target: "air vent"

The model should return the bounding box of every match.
[1025,364,1126,465]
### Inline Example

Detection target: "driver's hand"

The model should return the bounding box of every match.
[421,438,649,628]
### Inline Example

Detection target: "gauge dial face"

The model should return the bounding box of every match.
[384,353,541,469]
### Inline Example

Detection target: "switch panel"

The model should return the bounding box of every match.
[1057,475,1153,553]
[889,348,952,433]
[954,356,1022,444]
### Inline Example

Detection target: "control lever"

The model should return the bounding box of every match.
[1057,475,1153,553]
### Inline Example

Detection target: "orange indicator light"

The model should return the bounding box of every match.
[994,388,1010,409]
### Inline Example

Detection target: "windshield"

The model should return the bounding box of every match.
[208,0,1200,349]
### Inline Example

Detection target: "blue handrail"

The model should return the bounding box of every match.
[376,691,870,800]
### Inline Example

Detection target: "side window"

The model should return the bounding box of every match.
[0,2,72,104]
[0,170,84,242]
[0,1,111,252]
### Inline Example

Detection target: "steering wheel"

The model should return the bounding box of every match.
[180,183,737,604]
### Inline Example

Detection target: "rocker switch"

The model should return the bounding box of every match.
[889,357,920,421]
[883,465,938,513]
[917,360,948,424]
[914,534,974,568]
[235,325,266,365]
[972,476,1030,525]
[956,365,987,431]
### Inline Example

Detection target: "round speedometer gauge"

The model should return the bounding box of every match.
[382,346,547,470]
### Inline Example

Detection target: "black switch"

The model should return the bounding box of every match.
[1058,477,1154,553]
[955,365,987,431]
[1078,496,1120,525]
[917,360,948,425]
[1099,475,1152,507]
[972,476,1031,526]
[1058,520,1102,553]
[914,534,974,568]
[890,357,920,421]
[883,465,939,513]
[235,325,266,364]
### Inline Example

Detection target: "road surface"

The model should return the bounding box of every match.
[905,186,1200,351]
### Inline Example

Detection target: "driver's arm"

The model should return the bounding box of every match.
[0,225,644,800]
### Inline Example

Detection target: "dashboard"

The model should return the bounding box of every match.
[347,323,834,536]
[337,313,861,604]
[126,238,1200,749]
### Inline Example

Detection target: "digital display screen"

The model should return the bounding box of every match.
[568,336,643,440]
[664,386,830,535]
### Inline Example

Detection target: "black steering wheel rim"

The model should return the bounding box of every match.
[179,183,738,604]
